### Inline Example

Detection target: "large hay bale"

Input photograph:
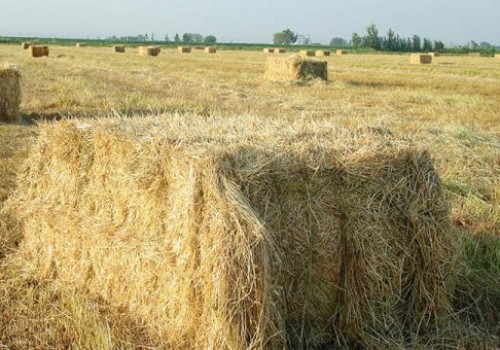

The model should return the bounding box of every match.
[263,48,275,53]
[76,43,86,48]
[266,55,328,82]
[336,49,348,55]
[315,50,331,57]
[4,115,457,349]
[177,46,191,53]
[113,45,125,53]
[29,45,49,58]
[204,47,217,54]
[0,68,21,123]
[21,42,32,50]
[138,46,160,57]
[410,53,432,64]
[299,50,315,57]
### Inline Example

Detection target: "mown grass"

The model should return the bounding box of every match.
[0,44,499,348]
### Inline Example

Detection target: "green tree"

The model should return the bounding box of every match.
[330,37,348,46]
[433,40,445,51]
[412,34,421,51]
[351,32,362,49]
[164,34,170,42]
[182,33,191,43]
[384,28,396,51]
[365,23,380,49]
[174,33,180,43]
[203,35,217,44]
[273,28,298,45]
[422,38,433,52]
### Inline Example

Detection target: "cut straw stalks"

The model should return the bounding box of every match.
[2,114,459,349]
[410,53,432,64]
[0,68,21,123]
[266,55,328,82]
[29,45,49,58]
[138,46,161,57]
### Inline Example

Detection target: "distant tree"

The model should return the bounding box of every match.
[468,40,479,50]
[144,33,148,41]
[433,40,445,51]
[412,34,421,51]
[273,28,298,45]
[384,29,397,51]
[351,32,362,49]
[174,33,180,43]
[182,33,191,43]
[151,33,155,41]
[330,37,348,46]
[164,34,170,42]
[365,23,380,49]
[422,38,433,52]
[479,41,491,49]
[203,35,217,44]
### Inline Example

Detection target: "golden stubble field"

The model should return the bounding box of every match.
[0,44,499,348]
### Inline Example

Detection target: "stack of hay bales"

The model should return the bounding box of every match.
[113,45,125,53]
[266,55,328,82]
[0,68,21,123]
[29,45,49,58]
[315,50,331,57]
[299,50,315,57]
[76,43,86,48]
[21,42,32,50]
[204,47,217,54]
[336,49,348,55]
[263,48,275,53]
[138,46,160,57]
[410,53,432,64]
[3,115,457,349]
[178,46,191,53]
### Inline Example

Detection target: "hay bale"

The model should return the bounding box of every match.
[4,115,457,349]
[177,46,191,53]
[428,52,439,57]
[138,46,160,57]
[263,48,275,54]
[336,49,348,55]
[468,52,481,57]
[0,68,21,123]
[113,45,125,53]
[299,50,315,57]
[315,50,331,57]
[29,45,49,58]
[266,55,328,82]
[410,53,432,64]
[21,42,32,50]
[194,45,205,50]
[275,48,286,54]
[76,43,87,48]
[204,47,217,54]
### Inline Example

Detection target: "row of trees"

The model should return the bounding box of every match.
[105,33,217,44]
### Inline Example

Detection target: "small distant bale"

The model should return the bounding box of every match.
[29,45,49,58]
[315,50,331,57]
[0,68,21,123]
[113,45,125,53]
[410,53,432,64]
[21,42,32,50]
[336,49,348,55]
[76,43,87,48]
[178,46,192,53]
[275,48,286,54]
[204,47,217,54]
[194,46,205,50]
[299,50,315,57]
[468,52,481,57]
[138,46,160,57]
[266,55,328,82]
[428,52,439,57]
[263,48,275,54]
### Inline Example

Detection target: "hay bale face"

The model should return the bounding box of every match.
[29,45,49,58]
[336,49,348,55]
[113,45,125,53]
[316,50,331,57]
[177,46,192,53]
[21,42,32,50]
[275,48,286,54]
[299,50,315,57]
[138,46,160,56]
[204,47,217,54]
[266,55,328,82]
[0,68,21,123]
[76,43,86,48]
[410,53,432,64]
[4,115,457,349]
[263,48,275,53]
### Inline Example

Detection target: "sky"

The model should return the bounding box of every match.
[0,0,498,45]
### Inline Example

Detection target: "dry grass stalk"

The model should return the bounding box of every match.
[21,42,32,50]
[177,46,192,53]
[29,45,49,58]
[204,47,217,54]
[263,48,275,53]
[336,50,348,55]
[76,43,86,48]
[138,46,160,57]
[266,55,328,82]
[0,68,21,123]
[113,45,125,53]
[315,50,331,57]
[468,52,481,57]
[299,50,315,57]
[3,114,458,349]
[410,53,432,64]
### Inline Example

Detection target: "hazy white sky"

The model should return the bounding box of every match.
[1,0,498,45]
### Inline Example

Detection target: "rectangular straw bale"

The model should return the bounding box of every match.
[29,45,49,58]
[113,45,125,53]
[204,47,217,54]
[315,50,331,57]
[0,68,21,123]
[410,53,432,64]
[263,48,275,53]
[4,114,457,349]
[336,49,348,55]
[428,52,439,57]
[299,50,315,57]
[275,48,286,54]
[138,46,160,56]
[177,46,192,53]
[76,43,86,48]
[21,42,32,50]
[266,55,328,82]
[468,52,481,57]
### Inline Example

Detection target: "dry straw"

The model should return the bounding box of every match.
[204,47,217,54]
[299,50,315,57]
[266,55,328,82]
[21,42,32,50]
[468,52,481,57]
[3,114,458,349]
[76,43,87,48]
[263,48,275,53]
[177,46,192,53]
[29,45,49,58]
[0,68,21,123]
[336,49,348,55]
[315,50,331,57]
[494,54,500,59]
[113,45,125,53]
[138,46,160,57]
[410,53,432,64]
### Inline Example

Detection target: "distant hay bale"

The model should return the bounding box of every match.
[29,45,49,58]
[21,42,32,50]
[428,52,439,57]
[263,48,275,53]
[468,52,481,57]
[5,115,457,349]
[76,43,87,48]
[204,47,217,54]
[299,50,315,57]
[275,48,286,54]
[177,46,191,53]
[336,49,348,55]
[138,46,160,57]
[410,53,432,64]
[0,68,21,123]
[315,50,331,57]
[113,45,125,53]
[266,55,328,82]
[194,45,205,50]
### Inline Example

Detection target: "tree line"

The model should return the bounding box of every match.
[105,33,217,44]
